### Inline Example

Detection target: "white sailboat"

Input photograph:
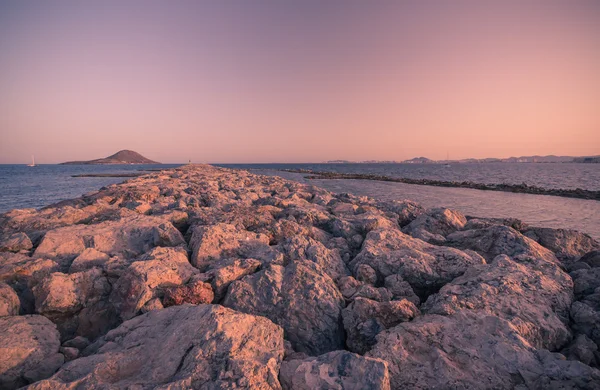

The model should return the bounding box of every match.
[27,155,36,167]
[444,152,451,167]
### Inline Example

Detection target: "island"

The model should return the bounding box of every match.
[61,150,160,165]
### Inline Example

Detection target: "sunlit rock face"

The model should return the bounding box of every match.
[1,164,599,388]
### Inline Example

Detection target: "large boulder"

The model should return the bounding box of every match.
[33,216,186,268]
[204,257,262,300]
[0,282,20,317]
[68,248,110,273]
[189,223,273,270]
[33,268,118,341]
[376,199,425,227]
[223,261,345,355]
[446,225,558,263]
[109,247,197,320]
[0,232,33,253]
[422,255,573,351]
[279,351,391,390]
[350,229,485,299]
[0,252,59,314]
[342,297,419,354]
[28,305,285,389]
[367,311,600,389]
[0,315,64,389]
[524,227,599,263]
[402,207,467,243]
[282,236,349,281]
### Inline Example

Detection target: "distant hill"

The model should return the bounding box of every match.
[61,150,160,165]
[398,155,599,164]
[402,157,435,164]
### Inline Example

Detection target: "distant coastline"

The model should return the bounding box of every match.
[324,155,600,164]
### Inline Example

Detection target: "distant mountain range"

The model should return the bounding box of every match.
[326,155,600,164]
[61,150,160,165]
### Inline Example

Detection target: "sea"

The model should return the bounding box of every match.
[0,163,598,240]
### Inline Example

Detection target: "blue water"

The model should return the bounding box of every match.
[0,164,181,212]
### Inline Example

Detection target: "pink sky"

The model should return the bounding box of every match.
[0,1,598,163]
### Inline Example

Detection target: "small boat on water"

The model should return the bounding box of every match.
[27,155,37,167]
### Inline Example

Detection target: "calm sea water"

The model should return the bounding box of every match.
[219,163,600,191]
[0,163,598,239]
[0,164,180,212]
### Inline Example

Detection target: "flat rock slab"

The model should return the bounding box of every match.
[28,305,285,389]
[33,215,186,265]
[280,350,391,390]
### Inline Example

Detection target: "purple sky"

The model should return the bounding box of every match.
[1,1,599,163]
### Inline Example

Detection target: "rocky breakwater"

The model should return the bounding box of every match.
[0,164,599,389]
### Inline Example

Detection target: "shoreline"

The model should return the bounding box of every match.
[279,169,600,201]
[1,164,599,388]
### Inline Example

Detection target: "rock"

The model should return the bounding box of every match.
[524,227,599,263]
[62,336,90,350]
[189,223,272,270]
[570,301,600,346]
[0,232,33,252]
[446,225,558,264]
[368,311,600,390]
[33,215,186,268]
[140,297,164,313]
[402,207,467,243]
[283,340,308,361]
[463,217,528,232]
[29,305,285,389]
[0,253,60,314]
[422,255,573,351]
[376,199,425,227]
[356,264,377,284]
[351,284,393,302]
[205,257,262,299]
[0,315,64,389]
[109,247,196,320]
[571,267,600,299]
[279,350,391,390]
[337,276,362,300]
[162,280,214,306]
[282,236,349,281]
[383,274,420,305]
[350,229,485,299]
[343,298,419,354]
[581,250,600,268]
[33,268,118,341]
[568,261,592,272]
[224,261,345,355]
[59,346,79,361]
[68,248,110,273]
[562,334,598,367]
[0,282,20,316]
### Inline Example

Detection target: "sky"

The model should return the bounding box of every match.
[0,1,599,164]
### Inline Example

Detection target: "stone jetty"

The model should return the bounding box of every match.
[281,169,600,200]
[0,164,599,389]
